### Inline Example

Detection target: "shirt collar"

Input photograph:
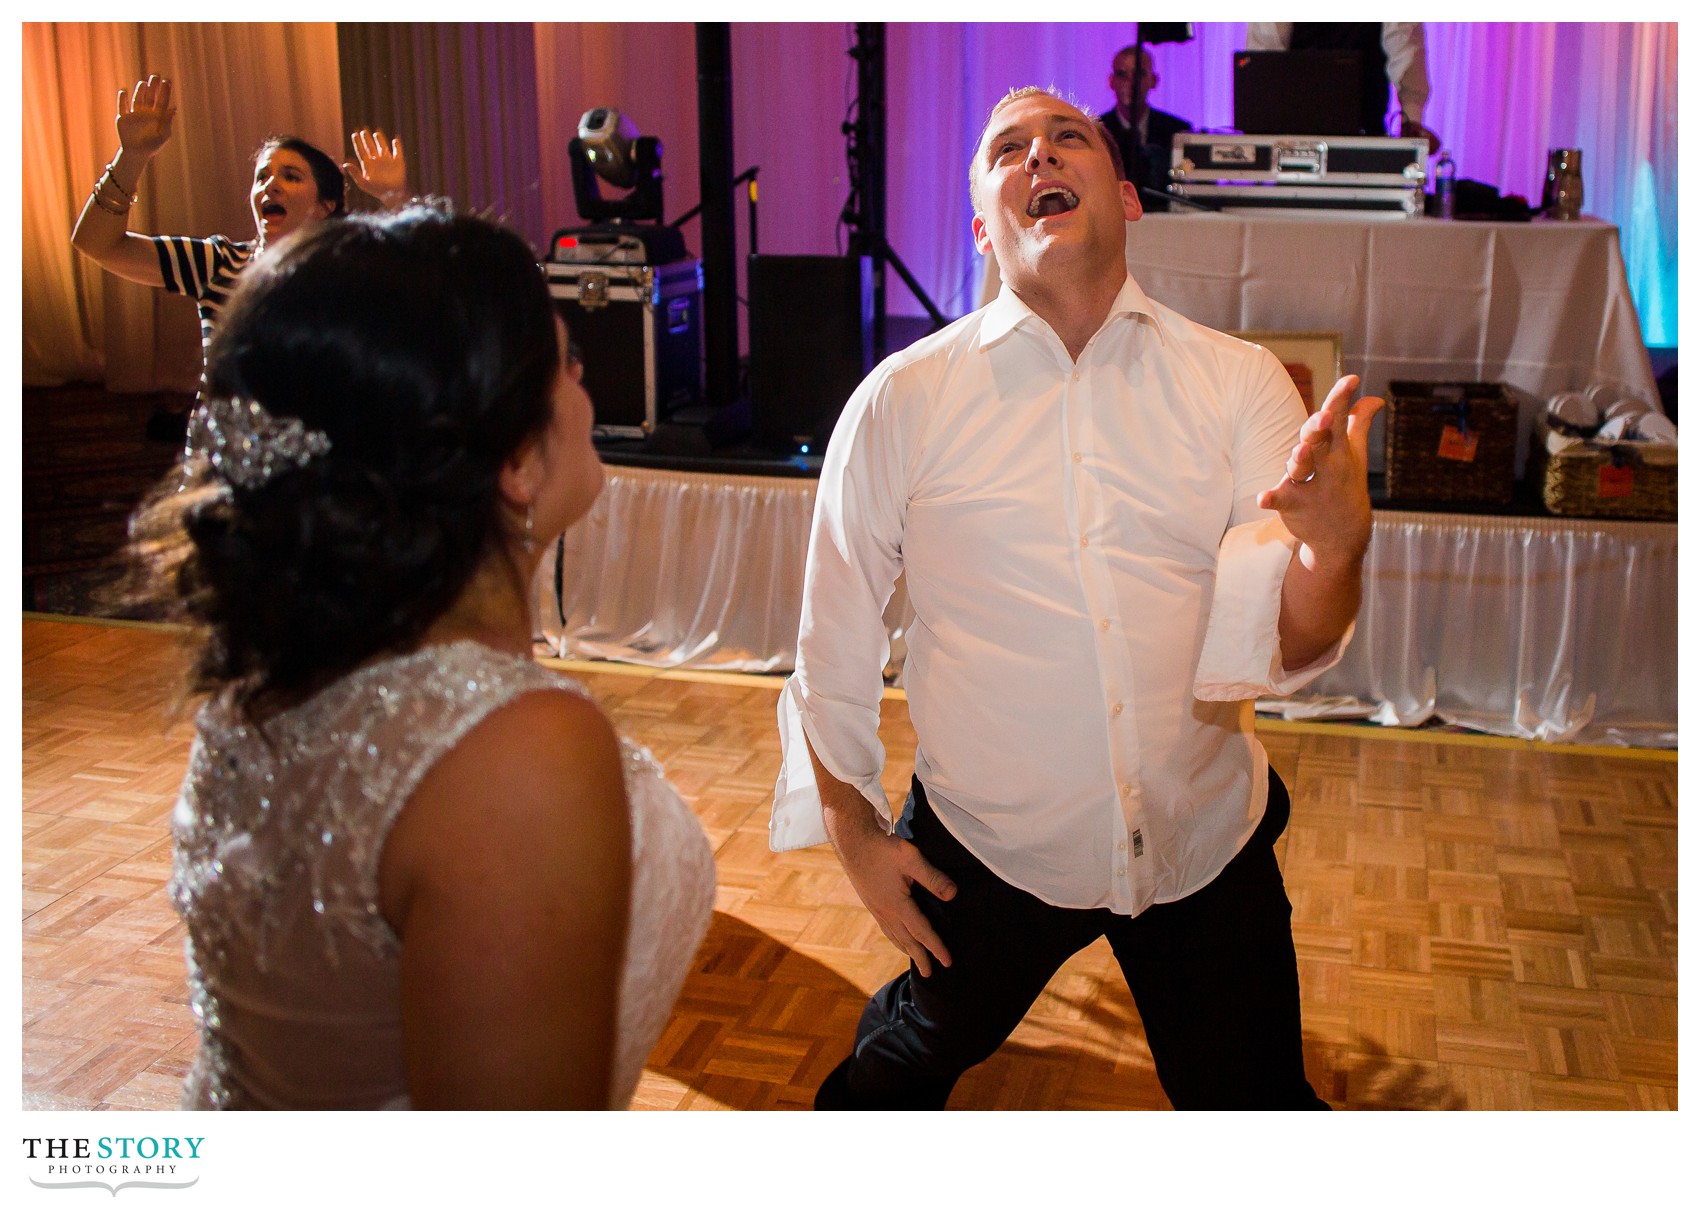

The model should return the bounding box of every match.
[978,271,1164,352]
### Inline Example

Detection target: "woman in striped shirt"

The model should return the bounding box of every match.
[71,74,408,444]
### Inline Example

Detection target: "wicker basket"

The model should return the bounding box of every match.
[1528,421,1677,521]
[1383,381,1518,505]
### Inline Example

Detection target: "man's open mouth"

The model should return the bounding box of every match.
[1027,186,1080,218]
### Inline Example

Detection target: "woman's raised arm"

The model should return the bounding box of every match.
[70,74,177,286]
[346,128,410,210]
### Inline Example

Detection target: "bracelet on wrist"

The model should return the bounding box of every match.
[94,180,132,207]
[91,180,134,214]
[98,164,137,203]
[90,163,138,215]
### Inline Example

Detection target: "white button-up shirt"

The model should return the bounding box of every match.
[772,275,1348,915]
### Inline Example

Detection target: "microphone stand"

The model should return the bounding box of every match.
[670,167,761,255]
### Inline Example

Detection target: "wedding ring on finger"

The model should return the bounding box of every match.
[1287,468,1318,485]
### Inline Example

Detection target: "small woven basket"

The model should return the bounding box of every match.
[1383,381,1518,505]
[1529,423,1676,521]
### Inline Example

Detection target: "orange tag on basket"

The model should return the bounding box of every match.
[1437,425,1479,462]
[1598,464,1635,498]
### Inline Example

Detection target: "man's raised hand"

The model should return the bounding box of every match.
[1257,373,1383,571]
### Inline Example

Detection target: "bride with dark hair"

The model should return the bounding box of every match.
[126,202,714,1109]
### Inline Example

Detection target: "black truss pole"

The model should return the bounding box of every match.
[696,23,740,410]
[844,23,946,355]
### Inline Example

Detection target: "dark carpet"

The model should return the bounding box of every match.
[22,385,190,615]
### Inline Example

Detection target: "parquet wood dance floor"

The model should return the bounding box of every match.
[20,616,1677,1111]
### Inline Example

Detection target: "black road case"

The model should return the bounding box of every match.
[1169,134,1428,218]
[544,259,703,438]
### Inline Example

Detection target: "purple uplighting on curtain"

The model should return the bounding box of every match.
[533,22,1675,345]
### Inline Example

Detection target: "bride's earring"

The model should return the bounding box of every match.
[523,503,537,553]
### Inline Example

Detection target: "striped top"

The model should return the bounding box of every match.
[152,234,257,402]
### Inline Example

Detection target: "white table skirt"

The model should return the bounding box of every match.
[981,213,1662,474]
[539,468,1675,748]
[1256,510,1676,748]
[539,466,815,672]
[538,465,909,675]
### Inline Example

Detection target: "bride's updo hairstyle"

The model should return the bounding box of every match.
[127,202,561,706]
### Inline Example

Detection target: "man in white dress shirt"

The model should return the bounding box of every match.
[770,86,1382,1109]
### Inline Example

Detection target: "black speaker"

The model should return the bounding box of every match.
[748,254,874,455]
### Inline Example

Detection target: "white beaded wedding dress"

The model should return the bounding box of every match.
[169,640,714,1109]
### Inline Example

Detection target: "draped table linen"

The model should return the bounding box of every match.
[982,213,1661,473]
[539,468,1674,748]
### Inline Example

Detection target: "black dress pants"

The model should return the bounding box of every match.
[816,770,1327,1110]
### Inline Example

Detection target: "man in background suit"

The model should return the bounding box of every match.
[1101,44,1191,212]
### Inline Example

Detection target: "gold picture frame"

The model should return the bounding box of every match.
[1232,330,1344,415]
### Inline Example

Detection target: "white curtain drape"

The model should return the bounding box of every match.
[26,23,1677,389]
[1421,23,1678,346]
[339,22,545,251]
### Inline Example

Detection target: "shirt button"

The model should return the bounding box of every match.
[1111,702,1123,716]
[1099,619,1110,631]
[1073,452,1083,464]
[1118,867,1127,877]
[1118,839,1127,850]
[1120,782,1132,797]
[1072,370,1080,381]
[1080,536,1089,549]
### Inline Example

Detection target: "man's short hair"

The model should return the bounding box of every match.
[1113,44,1152,70]
[967,85,1119,210]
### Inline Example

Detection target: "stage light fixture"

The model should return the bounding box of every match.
[568,107,666,225]
[578,108,642,190]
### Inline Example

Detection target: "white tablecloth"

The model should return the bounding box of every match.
[540,467,1675,748]
[980,213,1661,473]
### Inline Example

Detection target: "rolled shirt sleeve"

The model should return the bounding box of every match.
[771,370,910,852]
[1193,514,1353,701]
[1195,340,1352,702]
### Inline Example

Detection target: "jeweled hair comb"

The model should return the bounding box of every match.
[195,397,332,490]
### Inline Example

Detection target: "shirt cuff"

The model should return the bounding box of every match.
[1194,515,1351,701]
[1270,619,1354,696]
[770,675,892,852]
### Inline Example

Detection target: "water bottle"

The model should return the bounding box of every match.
[1547,148,1584,219]
[1434,150,1457,219]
